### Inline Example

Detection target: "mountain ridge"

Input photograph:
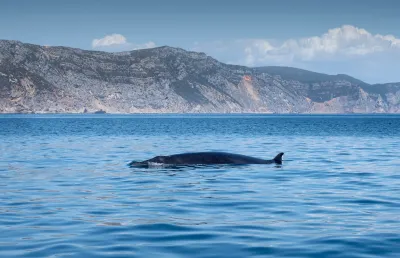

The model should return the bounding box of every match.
[1,39,399,113]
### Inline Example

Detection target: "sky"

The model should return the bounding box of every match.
[1,0,400,83]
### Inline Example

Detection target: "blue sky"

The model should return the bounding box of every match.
[1,0,399,83]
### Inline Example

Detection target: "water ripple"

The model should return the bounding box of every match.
[0,114,399,257]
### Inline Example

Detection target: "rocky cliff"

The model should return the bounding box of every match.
[0,40,399,113]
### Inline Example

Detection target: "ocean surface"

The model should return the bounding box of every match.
[0,114,399,258]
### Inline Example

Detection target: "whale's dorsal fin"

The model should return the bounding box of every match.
[273,152,284,164]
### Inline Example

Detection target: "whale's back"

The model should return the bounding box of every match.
[166,152,269,165]
[129,152,283,167]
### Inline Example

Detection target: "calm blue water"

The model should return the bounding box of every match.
[0,114,399,258]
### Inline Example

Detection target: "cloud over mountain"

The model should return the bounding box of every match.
[92,34,127,48]
[242,25,400,65]
[92,34,156,51]
[192,25,400,83]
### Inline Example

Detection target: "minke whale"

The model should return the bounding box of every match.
[128,152,284,168]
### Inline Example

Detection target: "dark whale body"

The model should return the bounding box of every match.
[129,152,284,168]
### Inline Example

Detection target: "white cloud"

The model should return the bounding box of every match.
[133,41,156,50]
[239,25,400,66]
[192,25,400,83]
[92,34,127,48]
[92,33,156,51]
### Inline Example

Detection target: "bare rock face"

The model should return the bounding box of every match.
[0,40,399,113]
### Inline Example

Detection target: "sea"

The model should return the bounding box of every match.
[0,114,399,258]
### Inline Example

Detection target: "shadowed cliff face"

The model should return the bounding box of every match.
[0,40,399,113]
